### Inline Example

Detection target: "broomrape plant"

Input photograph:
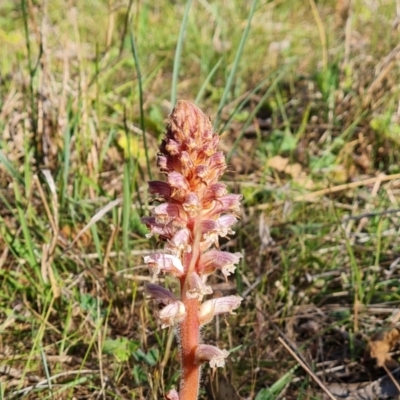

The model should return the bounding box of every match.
[143,100,242,400]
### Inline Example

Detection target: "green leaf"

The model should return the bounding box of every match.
[255,366,297,400]
[103,338,139,363]
[133,347,159,366]
[280,130,297,152]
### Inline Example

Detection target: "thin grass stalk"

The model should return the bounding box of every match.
[195,57,223,105]
[227,70,285,162]
[171,0,194,107]
[129,27,152,180]
[213,0,258,130]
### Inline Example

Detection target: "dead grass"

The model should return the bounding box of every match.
[1,0,400,399]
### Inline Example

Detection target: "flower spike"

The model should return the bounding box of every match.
[142,100,242,400]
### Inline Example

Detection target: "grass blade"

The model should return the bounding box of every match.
[129,28,152,180]
[195,57,223,105]
[227,69,285,162]
[213,0,258,130]
[171,0,194,107]
[0,150,24,185]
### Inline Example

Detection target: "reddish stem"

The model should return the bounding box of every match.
[179,292,200,400]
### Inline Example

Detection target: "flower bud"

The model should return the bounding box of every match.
[145,284,177,306]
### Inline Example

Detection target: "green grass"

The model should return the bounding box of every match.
[1,0,400,398]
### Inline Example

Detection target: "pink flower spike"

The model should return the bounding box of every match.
[159,301,186,328]
[142,101,243,399]
[199,295,242,325]
[194,344,230,369]
[145,284,177,306]
[200,250,242,279]
[186,272,213,300]
[143,254,184,277]
[165,389,179,400]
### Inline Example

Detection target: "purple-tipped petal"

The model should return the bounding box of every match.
[200,215,237,249]
[148,181,172,198]
[165,139,181,155]
[145,284,177,305]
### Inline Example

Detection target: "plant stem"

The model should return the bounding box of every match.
[179,293,200,400]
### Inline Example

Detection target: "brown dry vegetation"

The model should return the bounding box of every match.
[1,0,400,399]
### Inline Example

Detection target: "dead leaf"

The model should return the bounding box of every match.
[267,155,289,172]
[284,162,302,178]
[365,328,400,368]
[267,156,314,188]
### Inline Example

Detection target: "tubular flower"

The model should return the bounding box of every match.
[199,250,242,279]
[199,295,243,326]
[143,253,184,277]
[194,345,230,369]
[142,100,242,400]
[159,301,186,328]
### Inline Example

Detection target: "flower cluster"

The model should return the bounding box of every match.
[143,100,242,400]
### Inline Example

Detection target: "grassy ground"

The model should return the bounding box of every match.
[1,0,400,399]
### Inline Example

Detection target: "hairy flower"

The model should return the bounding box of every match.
[186,272,212,300]
[194,344,230,369]
[200,215,237,249]
[199,295,242,325]
[159,301,186,328]
[144,253,184,276]
[167,228,192,253]
[199,250,242,279]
